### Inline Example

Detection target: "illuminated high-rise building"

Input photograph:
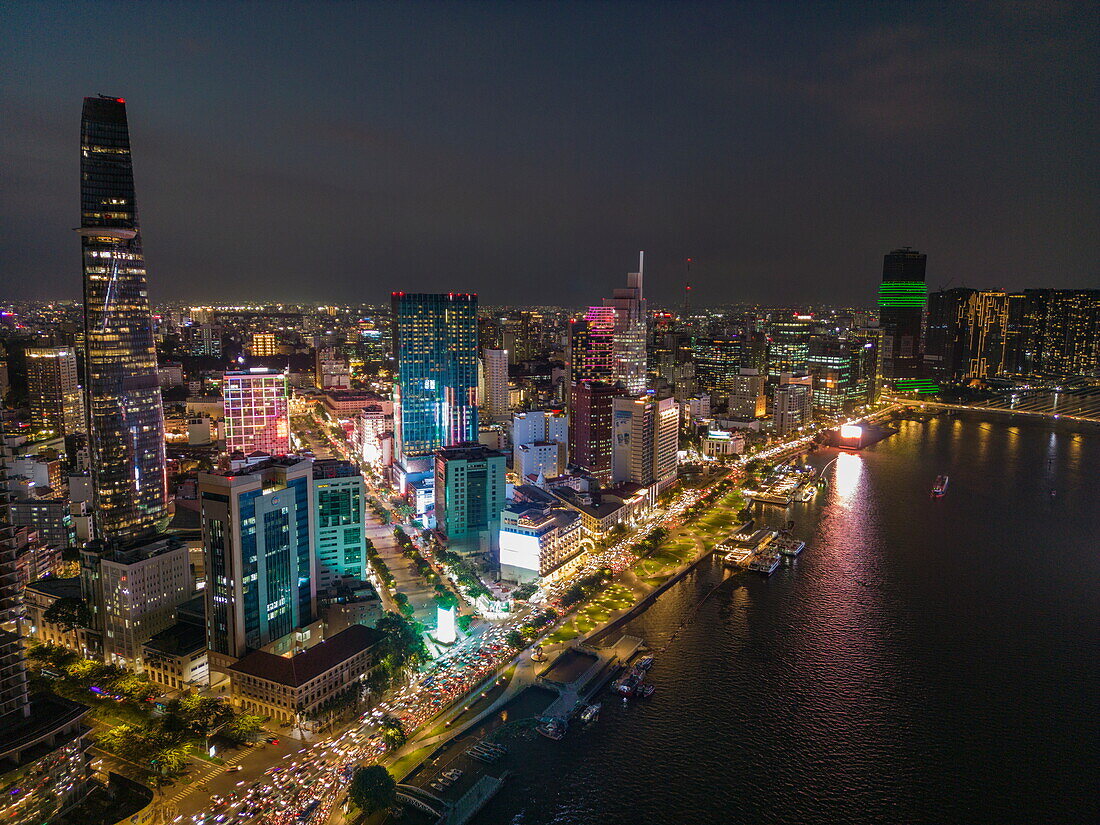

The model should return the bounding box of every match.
[568,381,617,483]
[78,95,168,541]
[603,255,648,394]
[693,337,742,397]
[1038,290,1100,377]
[251,332,278,357]
[481,348,510,423]
[223,369,290,456]
[611,395,679,492]
[767,315,812,380]
[569,307,616,385]
[434,444,506,559]
[878,247,927,381]
[391,293,479,463]
[199,457,317,677]
[26,347,85,437]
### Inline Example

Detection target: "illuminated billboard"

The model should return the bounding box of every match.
[499,530,542,574]
[840,424,863,440]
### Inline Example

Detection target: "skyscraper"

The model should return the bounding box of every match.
[78,96,167,541]
[223,368,290,456]
[767,315,812,380]
[878,247,927,381]
[481,348,510,423]
[568,381,617,483]
[199,458,317,677]
[603,255,648,394]
[569,307,617,385]
[312,459,367,590]
[434,444,506,559]
[391,293,479,465]
[26,347,85,438]
[611,395,679,491]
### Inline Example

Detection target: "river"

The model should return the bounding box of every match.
[471,418,1100,824]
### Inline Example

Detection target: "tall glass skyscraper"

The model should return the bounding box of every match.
[79,96,167,541]
[391,293,479,461]
[878,247,928,381]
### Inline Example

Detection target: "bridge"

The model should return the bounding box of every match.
[886,386,1100,425]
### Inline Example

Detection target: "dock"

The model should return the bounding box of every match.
[716,529,801,575]
[747,465,818,505]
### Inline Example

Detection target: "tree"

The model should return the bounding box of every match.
[43,597,91,632]
[505,630,525,649]
[223,713,265,744]
[348,765,396,815]
[378,716,406,752]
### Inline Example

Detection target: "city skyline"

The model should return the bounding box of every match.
[2,3,1097,305]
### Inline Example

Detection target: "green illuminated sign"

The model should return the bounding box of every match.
[878,281,927,308]
[895,378,940,394]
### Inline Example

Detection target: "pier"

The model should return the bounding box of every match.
[747,465,818,505]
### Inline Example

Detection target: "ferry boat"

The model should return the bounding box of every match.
[748,552,781,575]
[635,656,655,672]
[776,537,805,557]
[536,718,567,741]
[932,475,949,497]
[580,703,601,723]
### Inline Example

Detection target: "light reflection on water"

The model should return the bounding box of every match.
[474,419,1100,825]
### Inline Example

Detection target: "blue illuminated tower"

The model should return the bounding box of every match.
[391,293,479,465]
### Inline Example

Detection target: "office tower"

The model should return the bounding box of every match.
[512,410,569,477]
[312,459,366,590]
[569,307,617,385]
[482,348,510,423]
[848,329,884,405]
[767,315,812,380]
[26,347,85,437]
[315,346,351,390]
[773,379,813,435]
[611,395,679,491]
[187,324,222,357]
[602,256,648,394]
[728,368,768,418]
[923,288,977,381]
[434,444,506,559]
[199,458,317,675]
[391,293,479,463]
[878,247,927,380]
[78,95,168,541]
[568,381,617,483]
[251,332,278,357]
[223,368,290,456]
[962,292,1014,379]
[693,337,742,398]
[1038,290,1100,376]
[807,338,856,414]
[79,535,191,669]
[500,314,536,364]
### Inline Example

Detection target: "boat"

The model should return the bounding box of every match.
[637,684,655,699]
[536,718,567,741]
[777,538,804,557]
[635,656,655,672]
[613,672,642,697]
[748,552,781,575]
[932,475,949,497]
[580,703,601,723]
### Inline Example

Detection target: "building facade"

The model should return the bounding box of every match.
[434,444,506,559]
[481,348,510,424]
[80,535,192,669]
[312,460,366,590]
[611,395,679,491]
[878,247,927,381]
[199,458,317,676]
[26,348,84,438]
[391,293,479,462]
[773,380,813,435]
[567,381,617,484]
[79,95,168,541]
[223,369,290,456]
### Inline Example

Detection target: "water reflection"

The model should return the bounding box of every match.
[833,451,863,504]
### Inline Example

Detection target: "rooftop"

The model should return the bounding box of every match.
[142,621,206,656]
[227,624,383,687]
[24,575,81,600]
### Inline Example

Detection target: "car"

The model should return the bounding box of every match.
[226,766,242,772]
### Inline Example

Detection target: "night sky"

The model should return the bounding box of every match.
[1,1,1096,306]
